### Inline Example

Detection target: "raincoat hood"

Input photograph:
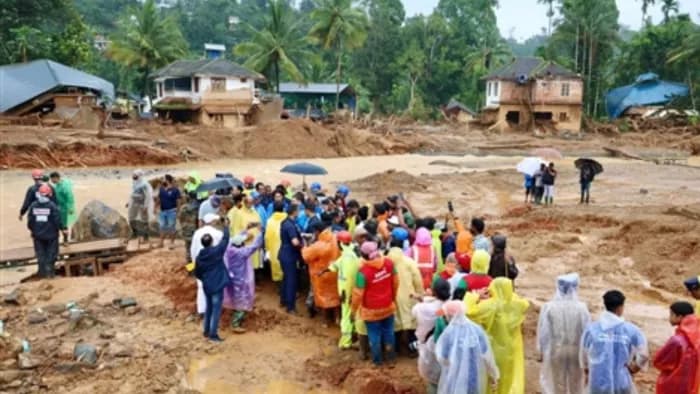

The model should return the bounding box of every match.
[415,228,432,246]
[679,314,700,350]
[132,169,147,191]
[599,310,626,331]
[271,212,287,221]
[489,277,514,302]
[555,273,580,301]
[318,229,334,243]
[471,250,490,274]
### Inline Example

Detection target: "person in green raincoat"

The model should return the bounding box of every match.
[50,172,76,243]
[320,231,361,349]
[184,171,208,201]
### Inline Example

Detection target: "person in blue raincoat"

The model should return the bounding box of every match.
[580,290,649,394]
[252,192,268,232]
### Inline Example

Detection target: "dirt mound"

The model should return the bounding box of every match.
[241,120,433,159]
[346,169,429,197]
[0,141,179,168]
[109,248,195,312]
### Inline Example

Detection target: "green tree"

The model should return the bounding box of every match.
[7,27,47,63]
[660,0,679,23]
[108,0,188,98]
[538,0,555,35]
[234,0,311,92]
[351,0,406,113]
[309,0,368,111]
[638,0,656,24]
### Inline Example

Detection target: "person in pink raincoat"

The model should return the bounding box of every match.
[408,228,438,290]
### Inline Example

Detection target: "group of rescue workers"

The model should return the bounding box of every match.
[17,168,700,394]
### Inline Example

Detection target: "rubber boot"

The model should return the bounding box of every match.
[585,194,590,204]
[396,331,409,357]
[384,343,397,364]
[358,335,370,361]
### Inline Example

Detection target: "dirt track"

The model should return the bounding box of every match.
[1,150,699,393]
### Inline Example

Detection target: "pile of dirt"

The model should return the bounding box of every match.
[346,169,429,196]
[242,120,433,159]
[109,248,195,312]
[0,141,179,168]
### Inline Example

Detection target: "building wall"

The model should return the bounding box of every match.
[494,103,581,132]
[531,78,583,105]
[154,76,255,104]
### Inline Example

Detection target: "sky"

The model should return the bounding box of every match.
[402,0,700,41]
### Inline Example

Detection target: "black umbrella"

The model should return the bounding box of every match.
[575,158,604,175]
[196,176,243,194]
[280,162,328,176]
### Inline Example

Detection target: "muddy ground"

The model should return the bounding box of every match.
[1,151,699,393]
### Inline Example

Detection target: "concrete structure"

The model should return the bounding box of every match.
[443,98,477,124]
[482,57,583,133]
[279,82,356,114]
[151,58,267,128]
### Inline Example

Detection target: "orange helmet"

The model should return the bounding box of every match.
[336,231,352,244]
[243,176,254,184]
[31,169,43,180]
[38,184,52,197]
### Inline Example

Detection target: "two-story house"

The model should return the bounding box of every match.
[482,57,583,133]
[151,57,266,128]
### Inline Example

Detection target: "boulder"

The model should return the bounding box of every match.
[73,343,97,365]
[26,310,47,325]
[73,200,130,242]
[17,353,39,370]
[3,289,23,306]
[113,297,137,309]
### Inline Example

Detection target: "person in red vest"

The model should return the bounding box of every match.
[352,241,399,365]
[408,227,438,290]
[654,301,700,394]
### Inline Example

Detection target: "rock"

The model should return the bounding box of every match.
[3,288,23,305]
[44,303,66,315]
[639,188,649,195]
[74,343,98,365]
[17,353,39,370]
[37,292,52,301]
[26,310,47,325]
[109,343,133,358]
[38,282,53,291]
[99,331,115,340]
[54,362,82,374]
[113,297,138,309]
[0,370,30,385]
[72,200,130,242]
[125,306,141,315]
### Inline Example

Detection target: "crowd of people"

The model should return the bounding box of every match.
[16,168,700,394]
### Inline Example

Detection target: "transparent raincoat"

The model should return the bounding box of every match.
[537,273,591,394]
[465,277,529,394]
[435,301,499,394]
[580,311,648,394]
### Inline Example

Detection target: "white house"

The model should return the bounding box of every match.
[151,58,266,127]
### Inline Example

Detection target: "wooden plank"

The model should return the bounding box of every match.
[0,239,126,264]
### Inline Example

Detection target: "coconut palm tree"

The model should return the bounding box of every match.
[108,0,187,99]
[538,0,555,36]
[661,0,679,23]
[235,0,311,92]
[309,0,368,111]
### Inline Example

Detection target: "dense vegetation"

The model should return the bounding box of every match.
[1,0,698,119]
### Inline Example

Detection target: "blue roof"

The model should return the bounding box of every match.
[0,59,115,113]
[606,73,688,119]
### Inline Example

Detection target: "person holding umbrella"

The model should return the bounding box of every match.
[575,158,603,205]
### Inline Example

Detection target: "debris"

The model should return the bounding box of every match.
[54,362,83,374]
[640,189,649,195]
[26,310,47,325]
[0,370,30,385]
[125,306,141,315]
[3,289,22,305]
[109,342,133,358]
[74,343,98,365]
[73,200,130,242]
[17,353,39,370]
[99,331,115,340]
[113,297,138,309]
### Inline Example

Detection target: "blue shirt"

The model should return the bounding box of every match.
[279,217,302,261]
[159,187,181,210]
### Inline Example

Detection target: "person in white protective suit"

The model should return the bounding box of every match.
[435,300,500,394]
[537,273,591,394]
[191,213,223,315]
[580,289,649,394]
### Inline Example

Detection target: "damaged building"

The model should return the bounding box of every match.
[481,57,583,133]
[0,59,114,128]
[151,55,273,128]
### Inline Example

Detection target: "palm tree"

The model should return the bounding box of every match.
[309,0,368,111]
[538,0,555,36]
[235,0,311,93]
[661,0,679,23]
[108,0,187,100]
[638,0,656,24]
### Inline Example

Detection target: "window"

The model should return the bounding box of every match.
[240,77,248,83]
[157,83,163,98]
[561,82,570,97]
[559,112,568,122]
[194,77,200,93]
[211,78,226,92]
[494,81,499,96]
[164,77,191,91]
[487,82,492,96]
[506,111,520,124]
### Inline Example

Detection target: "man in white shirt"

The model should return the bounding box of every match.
[191,213,224,315]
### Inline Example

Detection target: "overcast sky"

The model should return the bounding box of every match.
[402,0,700,41]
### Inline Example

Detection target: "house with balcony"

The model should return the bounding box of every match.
[482,57,583,133]
[151,57,266,128]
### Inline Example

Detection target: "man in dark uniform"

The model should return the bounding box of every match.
[27,184,65,278]
[279,203,303,314]
[19,169,56,222]
[179,191,201,263]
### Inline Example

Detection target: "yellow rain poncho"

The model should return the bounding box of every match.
[228,205,262,269]
[465,277,529,394]
[265,212,287,282]
[329,243,361,348]
[388,247,424,331]
[184,171,208,200]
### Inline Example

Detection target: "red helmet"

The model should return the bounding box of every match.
[243,176,254,184]
[38,184,53,197]
[336,231,352,244]
[455,252,471,272]
[31,169,43,180]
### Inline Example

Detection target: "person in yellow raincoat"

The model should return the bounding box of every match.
[302,226,341,321]
[388,227,425,356]
[184,171,208,201]
[228,195,262,269]
[465,277,529,394]
[320,231,360,349]
[265,203,287,283]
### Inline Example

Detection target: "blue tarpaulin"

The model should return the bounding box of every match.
[606,73,689,119]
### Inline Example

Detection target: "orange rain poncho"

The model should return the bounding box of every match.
[302,229,341,309]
